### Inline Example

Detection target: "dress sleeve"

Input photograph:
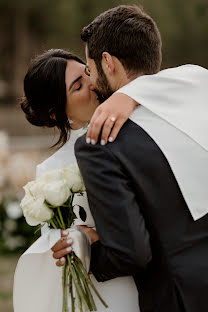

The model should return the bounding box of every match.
[36,163,48,178]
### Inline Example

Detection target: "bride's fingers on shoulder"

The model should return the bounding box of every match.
[87,111,107,145]
[107,118,126,143]
[100,117,116,145]
[86,106,101,141]
[56,257,66,267]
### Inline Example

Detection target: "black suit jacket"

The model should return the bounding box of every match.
[75,120,208,312]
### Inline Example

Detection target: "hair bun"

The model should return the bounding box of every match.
[20,96,56,127]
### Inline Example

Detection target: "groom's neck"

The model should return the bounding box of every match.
[106,55,144,91]
[115,71,143,90]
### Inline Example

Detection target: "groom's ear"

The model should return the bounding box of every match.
[101,52,115,75]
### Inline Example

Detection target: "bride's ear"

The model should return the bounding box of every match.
[101,52,115,75]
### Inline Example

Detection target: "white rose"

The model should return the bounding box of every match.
[63,165,85,193]
[29,180,45,197]
[23,180,45,198]
[67,163,80,174]
[20,194,53,226]
[39,168,64,183]
[23,181,36,195]
[43,180,71,206]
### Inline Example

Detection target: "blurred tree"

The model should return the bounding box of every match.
[0,0,207,103]
[139,0,208,68]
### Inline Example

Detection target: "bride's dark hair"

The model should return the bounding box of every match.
[20,49,85,147]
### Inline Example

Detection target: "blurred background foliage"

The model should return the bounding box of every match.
[0,0,207,103]
[0,1,207,310]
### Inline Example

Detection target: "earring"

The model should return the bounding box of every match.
[68,119,74,124]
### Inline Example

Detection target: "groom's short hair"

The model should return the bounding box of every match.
[81,5,162,77]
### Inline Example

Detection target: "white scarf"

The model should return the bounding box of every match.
[117,65,208,151]
[117,65,208,220]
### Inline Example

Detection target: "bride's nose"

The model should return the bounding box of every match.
[84,74,95,91]
[89,84,95,91]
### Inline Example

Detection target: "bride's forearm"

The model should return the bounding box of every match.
[111,92,139,107]
[86,92,139,145]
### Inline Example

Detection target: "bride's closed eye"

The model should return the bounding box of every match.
[76,84,82,91]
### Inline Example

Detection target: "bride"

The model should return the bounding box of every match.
[14,49,139,312]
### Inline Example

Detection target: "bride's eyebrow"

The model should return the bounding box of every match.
[69,76,82,91]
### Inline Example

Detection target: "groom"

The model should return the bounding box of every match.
[54,5,208,312]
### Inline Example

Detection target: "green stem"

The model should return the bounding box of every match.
[56,215,63,228]
[76,256,108,308]
[69,274,75,312]
[50,219,58,229]
[67,255,89,311]
[73,267,89,312]
[73,260,96,311]
[34,224,43,234]
[76,289,83,312]
[58,206,66,229]
[70,265,83,312]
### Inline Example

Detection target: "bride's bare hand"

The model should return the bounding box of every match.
[86,93,138,145]
[51,227,99,267]
[52,230,73,267]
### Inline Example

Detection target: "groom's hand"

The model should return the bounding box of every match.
[77,225,99,245]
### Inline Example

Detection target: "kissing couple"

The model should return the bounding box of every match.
[14,4,208,312]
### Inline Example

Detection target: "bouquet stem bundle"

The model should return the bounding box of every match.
[47,195,108,312]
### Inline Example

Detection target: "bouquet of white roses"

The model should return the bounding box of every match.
[20,164,108,312]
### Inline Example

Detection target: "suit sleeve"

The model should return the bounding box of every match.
[75,136,152,282]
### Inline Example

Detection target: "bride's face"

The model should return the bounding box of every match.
[65,60,99,129]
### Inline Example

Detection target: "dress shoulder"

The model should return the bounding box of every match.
[36,139,76,178]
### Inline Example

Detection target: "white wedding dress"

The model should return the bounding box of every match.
[13,128,139,312]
